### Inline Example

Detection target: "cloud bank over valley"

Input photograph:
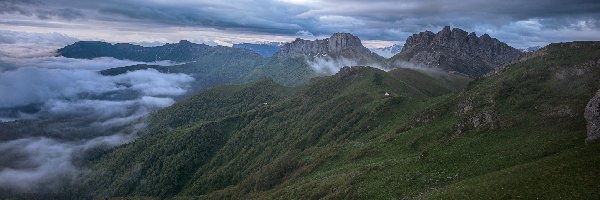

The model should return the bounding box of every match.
[0,42,193,193]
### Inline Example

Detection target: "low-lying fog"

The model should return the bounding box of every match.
[0,31,193,193]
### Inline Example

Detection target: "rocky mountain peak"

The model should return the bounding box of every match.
[480,33,493,41]
[391,26,522,77]
[436,26,452,38]
[275,33,364,58]
[273,32,384,64]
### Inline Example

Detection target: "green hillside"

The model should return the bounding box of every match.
[100,49,267,91]
[242,56,318,86]
[83,42,600,199]
[99,54,314,90]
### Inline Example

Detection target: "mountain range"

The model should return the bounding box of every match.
[59,40,237,62]
[68,41,600,199]
[58,27,523,94]
[11,27,596,199]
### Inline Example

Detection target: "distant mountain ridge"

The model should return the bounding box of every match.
[232,42,283,57]
[59,40,269,92]
[57,28,520,87]
[57,33,386,87]
[58,40,259,62]
[390,26,522,76]
[370,44,402,58]
[519,46,543,52]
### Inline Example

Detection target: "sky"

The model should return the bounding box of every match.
[1,0,600,48]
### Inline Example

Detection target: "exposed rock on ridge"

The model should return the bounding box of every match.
[390,26,522,77]
[273,33,384,64]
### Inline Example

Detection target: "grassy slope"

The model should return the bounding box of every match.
[87,42,600,199]
[243,56,317,86]
[84,66,461,199]
[416,42,600,199]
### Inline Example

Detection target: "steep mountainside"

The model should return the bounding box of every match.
[389,26,522,76]
[77,41,600,199]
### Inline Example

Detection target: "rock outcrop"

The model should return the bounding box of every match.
[585,89,600,142]
[390,26,522,77]
[273,33,384,65]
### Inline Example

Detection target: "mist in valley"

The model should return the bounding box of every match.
[0,33,193,194]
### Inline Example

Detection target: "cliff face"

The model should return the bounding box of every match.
[390,26,522,76]
[273,33,384,65]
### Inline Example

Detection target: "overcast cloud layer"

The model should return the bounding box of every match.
[1,0,599,48]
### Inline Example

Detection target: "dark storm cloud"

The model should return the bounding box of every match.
[0,0,83,20]
[1,0,599,48]
[315,0,600,19]
[0,0,37,16]
[0,0,317,34]
[301,0,600,41]
[35,8,83,20]
[96,1,310,33]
